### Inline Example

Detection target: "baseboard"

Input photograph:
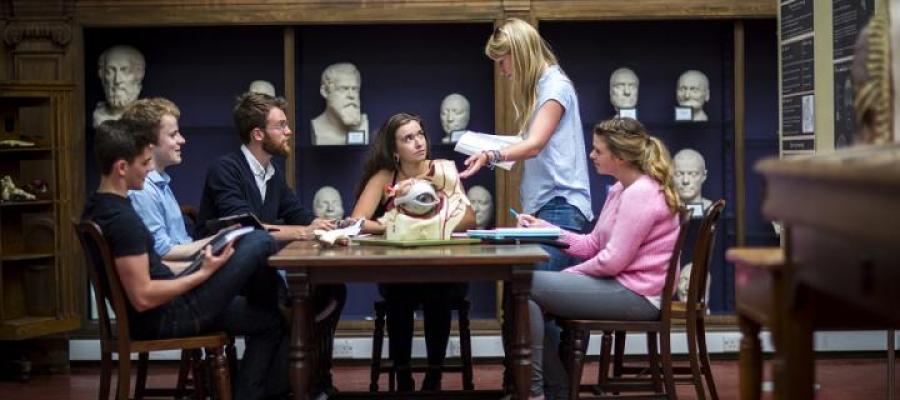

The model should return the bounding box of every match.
[69,330,897,361]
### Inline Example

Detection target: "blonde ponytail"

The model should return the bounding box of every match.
[641,136,681,214]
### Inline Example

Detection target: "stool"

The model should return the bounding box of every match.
[369,297,474,392]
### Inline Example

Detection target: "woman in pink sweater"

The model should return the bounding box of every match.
[517,118,682,400]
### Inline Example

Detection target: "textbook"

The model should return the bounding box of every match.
[175,225,255,278]
[453,131,522,170]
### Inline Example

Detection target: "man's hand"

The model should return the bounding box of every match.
[310,218,336,231]
[199,241,235,276]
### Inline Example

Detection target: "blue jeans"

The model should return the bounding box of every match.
[146,231,288,400]
[534,196,588,272]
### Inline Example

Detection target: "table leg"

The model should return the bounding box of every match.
[738,313,761,400]
[287,271,315,400]
[774,285,814,400]
[509,269,533,399]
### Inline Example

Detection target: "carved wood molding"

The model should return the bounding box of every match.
[4,19,72,50]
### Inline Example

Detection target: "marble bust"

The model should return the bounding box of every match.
[311,62,369,145]
[440,93,471,143]
[249,80,276,97]
[673,148,712,211]
[313,186,345,220]
[609,67,639,111]
[94,45,145,128]
[467,185,493,229]
[676,70,710,121]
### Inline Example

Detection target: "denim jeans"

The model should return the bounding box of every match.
[146,231,288,400]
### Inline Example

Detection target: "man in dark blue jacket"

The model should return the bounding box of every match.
[197,92,346,399]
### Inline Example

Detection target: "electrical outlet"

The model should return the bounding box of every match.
[447,338,461,357]
[722,337,740,353]
[333,339,353,358]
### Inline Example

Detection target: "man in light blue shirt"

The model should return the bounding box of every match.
[125,98,212,263]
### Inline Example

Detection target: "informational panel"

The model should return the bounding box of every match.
[780,0,816,155]
[833,0,875,148]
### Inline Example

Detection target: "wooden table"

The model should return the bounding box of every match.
[269,241,548,400]
[745,144,900,399]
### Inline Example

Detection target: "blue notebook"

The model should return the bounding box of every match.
[465,227,562,239]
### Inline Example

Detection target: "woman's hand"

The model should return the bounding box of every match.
[459,152,489,179]
[517,214,550,228]
[199,241,235,276]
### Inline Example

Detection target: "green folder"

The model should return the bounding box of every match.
[355,237,480,247]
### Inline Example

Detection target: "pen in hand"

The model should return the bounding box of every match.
[509,208,529,227]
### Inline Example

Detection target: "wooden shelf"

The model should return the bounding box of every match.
[0,147,53,153]
[0,316,81,341]
[0,199,53,207]
[1,253,55,262]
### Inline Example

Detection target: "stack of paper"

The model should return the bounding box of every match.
[453,131,522,170]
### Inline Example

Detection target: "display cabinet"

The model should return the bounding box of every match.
[0,81,80,340]
[0,0,777,335]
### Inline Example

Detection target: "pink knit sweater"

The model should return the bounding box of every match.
[559,175,680,297]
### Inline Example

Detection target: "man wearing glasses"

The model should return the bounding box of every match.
[196,92,347,399]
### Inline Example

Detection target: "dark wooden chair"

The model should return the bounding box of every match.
[369,297,474,392]
[555,207,692,399]
[74,220,232,400]
[606,200,726,400]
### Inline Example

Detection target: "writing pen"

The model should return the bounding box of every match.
[509,208,530,227]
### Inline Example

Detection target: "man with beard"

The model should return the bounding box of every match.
[311,62,369,145]
[94,45,145,127]
[196,92,347,400]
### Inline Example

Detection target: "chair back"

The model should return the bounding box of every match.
[73,220,132,342]
[685,200,726,313]
[659,208,693,321]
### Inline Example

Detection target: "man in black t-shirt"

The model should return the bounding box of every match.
[83,120,288,400]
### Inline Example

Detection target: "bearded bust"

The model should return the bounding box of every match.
[311,62,369,145]
[94,45,145,128]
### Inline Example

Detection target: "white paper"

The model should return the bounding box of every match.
[453,131,522,170]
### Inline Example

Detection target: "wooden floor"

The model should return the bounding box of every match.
[0,356,895,399]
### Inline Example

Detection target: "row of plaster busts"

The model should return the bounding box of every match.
[609,68,711,121]
[311,185,495,229]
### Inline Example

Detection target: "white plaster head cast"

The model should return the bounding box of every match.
[676,70,710,121]
[94,45,145,128]
[440,93,471,143]
[676,262,711,307]
[311,62,369,145]
[313,186,345,220]
[467,185,493,229]
[249,80,276,97]
[609,67,639,110]
[673,148,711,209]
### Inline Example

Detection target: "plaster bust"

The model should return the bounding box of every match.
[440,93,471,143]
[676,70,710,121]
[312,186,345,220]
[467,185,493,229]
[673,148,711,210]
[609,67,639,110]
[249,80,276,97]
[94,45,145,128]
[311,62,369,145]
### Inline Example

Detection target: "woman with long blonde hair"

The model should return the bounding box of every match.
[461,18,593,270]
[517,118,682,400]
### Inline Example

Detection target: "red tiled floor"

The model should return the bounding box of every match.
[0,357,895,399]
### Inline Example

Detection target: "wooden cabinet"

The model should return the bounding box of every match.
[0,81,80,340]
